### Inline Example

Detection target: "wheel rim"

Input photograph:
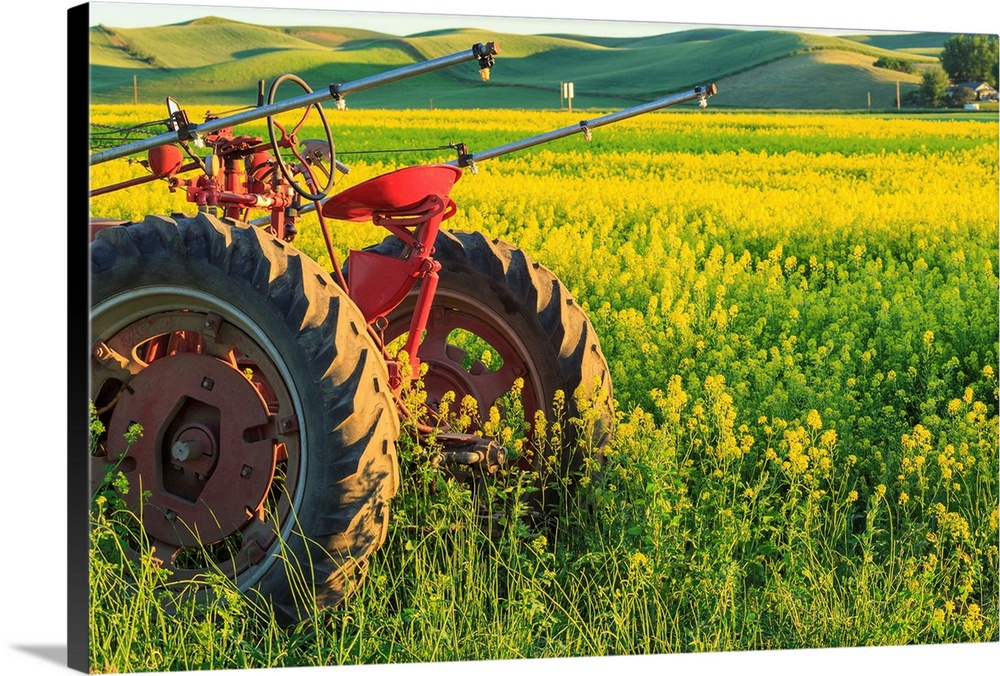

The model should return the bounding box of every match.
[384,287,547,467]
[90,285,307,589]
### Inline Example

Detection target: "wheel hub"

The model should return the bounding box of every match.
[422,343,487,408]
[99,352,277,547]
[389,297,542,427]
[170,424,215,463]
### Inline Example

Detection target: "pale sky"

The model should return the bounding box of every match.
[89,1,706,36]
[86,0,995,38]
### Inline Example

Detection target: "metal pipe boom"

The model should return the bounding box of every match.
[446,84,716,168]
[89,43,499,166]
[246,84,717,227]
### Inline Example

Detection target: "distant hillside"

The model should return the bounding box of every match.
[281,24,390,48]
[711,50,924,109]
[839,31,956,56]
[89,18,949,110]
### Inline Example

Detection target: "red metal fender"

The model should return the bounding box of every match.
[347,249,420,324]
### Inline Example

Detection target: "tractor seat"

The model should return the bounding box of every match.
[322,164,463,222]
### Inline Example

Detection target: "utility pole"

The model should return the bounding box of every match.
[867,91,871,110]
[896,81,900,110]
[133,75,138,105]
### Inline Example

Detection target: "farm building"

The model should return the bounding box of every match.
[947,81,998,101]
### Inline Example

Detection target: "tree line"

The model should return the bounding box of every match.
[919,34,998,107]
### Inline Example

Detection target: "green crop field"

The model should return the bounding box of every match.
[842,32,951,55]
[710,50,924,109]
[87,104,998,672]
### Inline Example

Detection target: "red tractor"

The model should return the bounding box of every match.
[89,43,716,623]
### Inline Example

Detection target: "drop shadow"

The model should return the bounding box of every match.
[11,644,67,667]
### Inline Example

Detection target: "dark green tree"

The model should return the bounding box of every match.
[920,68,951,107]
[951,86,977,105]
[874,56,915,74]
[939,34,999,88]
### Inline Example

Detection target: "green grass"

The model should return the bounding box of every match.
[90,375,1000,669]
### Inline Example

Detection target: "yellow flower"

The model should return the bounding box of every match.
[530,536,548,554]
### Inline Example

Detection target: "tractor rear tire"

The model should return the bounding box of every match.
[367,229,613,484]
[90,213,399,624]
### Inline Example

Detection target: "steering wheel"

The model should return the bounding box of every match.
[265,74,337,202]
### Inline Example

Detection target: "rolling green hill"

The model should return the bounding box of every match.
[839,31,957,56]
[710,50,924,109]
[88,18,956,110]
